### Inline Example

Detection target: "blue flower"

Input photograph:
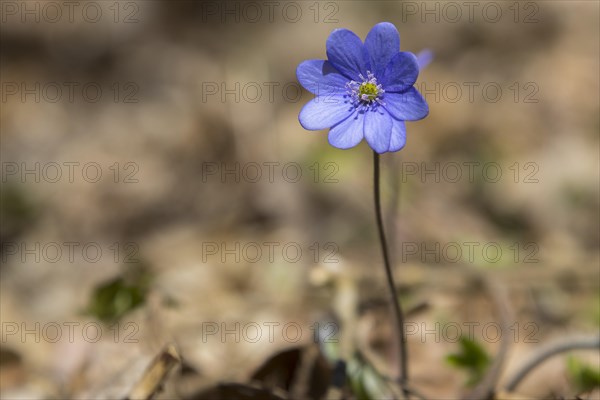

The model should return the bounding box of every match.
[297,22,429,153]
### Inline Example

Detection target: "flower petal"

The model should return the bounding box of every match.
[296,59,349,96]
[298,95,353,130]
[364,108,393,154]
[416,49,433,70]
[383,88,429,121]
[326,28,369,81]
[388,119,407,152]
[381,52,419,93]
[364,22,400,78]
[328,110,365,149]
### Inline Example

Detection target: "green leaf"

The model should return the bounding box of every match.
[446,336,491,386]
[346,355,393,400]
[85,264,151,323]
[567,356,600,393]
[0,184,37,240]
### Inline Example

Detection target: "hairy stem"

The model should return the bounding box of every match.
[373,151,409,398]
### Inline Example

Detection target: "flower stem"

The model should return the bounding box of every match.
[373,151,409,397]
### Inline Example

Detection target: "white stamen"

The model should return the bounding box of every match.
[345,70,385,109]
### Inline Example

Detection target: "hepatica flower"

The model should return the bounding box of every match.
[297,22,429,153]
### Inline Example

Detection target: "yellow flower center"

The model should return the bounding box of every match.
[358,82,379,102]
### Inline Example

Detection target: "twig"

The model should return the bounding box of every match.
[504,334,600,392]
[465,276,515,400]
[128,343,181,400]
[355,350,429,400]
[373,151,409,399]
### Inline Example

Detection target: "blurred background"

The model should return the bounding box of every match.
[1,1,599,399]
